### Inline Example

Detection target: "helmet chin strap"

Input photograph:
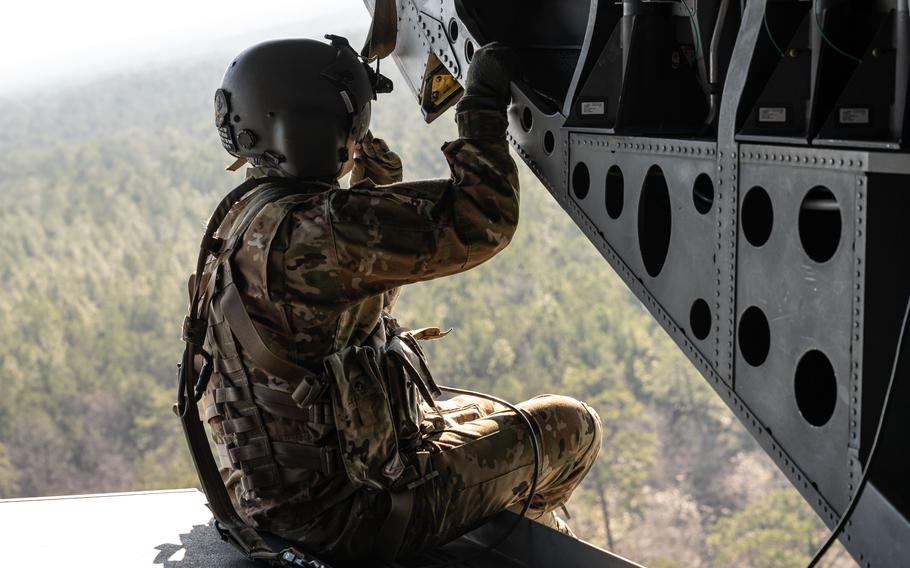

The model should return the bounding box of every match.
[225,157,248,172]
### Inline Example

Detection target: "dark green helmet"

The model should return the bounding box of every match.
[215,35,392,180]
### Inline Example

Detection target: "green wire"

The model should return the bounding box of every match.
[763,4,786,57]
[679,0,702,60]
[813,0,862,63]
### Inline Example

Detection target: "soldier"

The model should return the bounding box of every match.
[188,35,603,563]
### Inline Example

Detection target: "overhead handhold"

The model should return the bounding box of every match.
[362,0,398,61]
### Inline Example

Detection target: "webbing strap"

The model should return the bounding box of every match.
[374,490,414,560]
[218,440,341,477]
[222,415,258,435]
[241,465,281,494]
[211,380,332,423]
[273,442,339,475]
[220,283,319,382]
[230,440,271,463]
[215,387,246,404]
[179,351,271,556]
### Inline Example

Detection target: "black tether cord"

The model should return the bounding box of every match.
[807,297,910,567]
[416,385,542,568]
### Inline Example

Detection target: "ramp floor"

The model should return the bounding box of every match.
[0,489,641,568]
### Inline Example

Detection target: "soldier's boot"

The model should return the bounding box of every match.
[510,507,577,538]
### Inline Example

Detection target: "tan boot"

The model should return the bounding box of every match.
[519,509,577,538]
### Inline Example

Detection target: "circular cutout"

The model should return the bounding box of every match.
[794,350,837,427]
[690,299,712,340]
[605,165,624,219]
[572,162,590,200]
[738,306,771,366]
[638,165,672,277]
[521,107,533,132]
[543,131,555,154]
[742,186,774,247]
[693,173,714,214]
[799,186,841,263]
[448,19,459,42]
[465,40,475,62]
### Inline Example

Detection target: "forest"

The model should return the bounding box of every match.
[0,46,853,567]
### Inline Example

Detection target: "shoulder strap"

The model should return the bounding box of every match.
[216,185,325,383]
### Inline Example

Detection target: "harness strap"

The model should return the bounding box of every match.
[220,283,320,382]
[273,442,340,475]
[230,440,271,463]
[241,466,281,494]
[221,415,258,435]
[374,490,414,560]
[210,384,333,423]
[215,387,246,404]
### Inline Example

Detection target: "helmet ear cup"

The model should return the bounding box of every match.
[272,111,349,179]
[350,101,371,142]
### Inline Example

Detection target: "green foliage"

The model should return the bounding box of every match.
[707,489,824,568]
[0,443,18,495]
[0,56,847,566]
[649,560,697,568]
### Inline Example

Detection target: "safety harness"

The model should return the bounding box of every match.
[177,176,337,567]
[176,176,541,568]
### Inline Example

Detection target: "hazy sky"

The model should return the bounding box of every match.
[1,0,371,95]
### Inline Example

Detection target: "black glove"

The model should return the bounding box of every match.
[456,43,519,112]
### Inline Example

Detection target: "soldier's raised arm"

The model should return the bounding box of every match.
[328,44,520,301]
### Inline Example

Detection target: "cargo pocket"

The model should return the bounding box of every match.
[325,345,406,490]
[421,403,483,434]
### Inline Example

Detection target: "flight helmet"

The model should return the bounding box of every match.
[215,35,392,180]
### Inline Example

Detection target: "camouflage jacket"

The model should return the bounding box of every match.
[199,109,519,534]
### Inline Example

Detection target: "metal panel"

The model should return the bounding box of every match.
[371,0,910,565]
[735,159,857,514]
[567,134,719,368]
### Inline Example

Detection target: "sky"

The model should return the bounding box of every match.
[1,0,371,95]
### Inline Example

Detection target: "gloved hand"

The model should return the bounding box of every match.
[352,131,403,185]
[456,42,519,112]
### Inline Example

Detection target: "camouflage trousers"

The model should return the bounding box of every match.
[279,393,602,563]
[396,393,603,555]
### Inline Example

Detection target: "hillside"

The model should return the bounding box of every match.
[0,53,852,566]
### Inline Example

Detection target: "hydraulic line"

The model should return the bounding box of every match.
[806,297,910,567]
[813,0,862,63]
[764,3,786,57]
[679,0,703,60]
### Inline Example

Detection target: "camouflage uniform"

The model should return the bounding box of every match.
[199,108,602,562]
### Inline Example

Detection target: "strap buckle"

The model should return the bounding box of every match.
[213,519,234,544]
[201,234,225,254]
[291,375,327,408]
[276,547,334,568]
[182,316,208,346]
[193,351,214,402]
[305,402,333,426]
[322,446,339,477]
